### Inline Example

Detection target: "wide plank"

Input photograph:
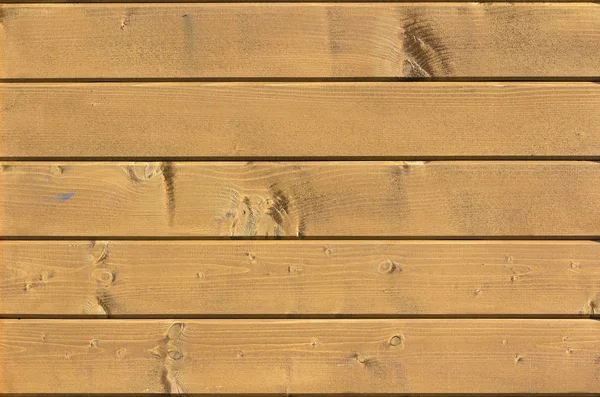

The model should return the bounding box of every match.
[1,319,599,393]
[1,4,599,78]
[2,161,600,237]
[2,82,599,158]
[1,241,599,316]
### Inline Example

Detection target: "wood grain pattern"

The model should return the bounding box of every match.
[1,4,599,78]
[1,319,600,393]
[2,161,600,237]
[2,82,599,158]
[1,241,599,316]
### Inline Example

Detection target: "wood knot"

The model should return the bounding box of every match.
[168,349,183,360]
[389,335,403,347]
[587,300,598,315]
[514,353,522,363]
[127,163,161,182]
[92,269,115,286]
[400,161,427,174]
[90,241,110,265]
[83,298,109,316]
[116,348,127,358]
[167,323,185,340]
[288,265,303,274]
[49,165,64,175]
[39,271,53,282]
[353,353,376,367]
[570,261,580,269]
[354,353,367,364]
[378,259,398,274]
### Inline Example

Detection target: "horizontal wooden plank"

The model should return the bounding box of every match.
[1,241,599,316]
[1,319,599,393]
[2,82,599,158]
[2,161,600,237]
[1,4,599,78]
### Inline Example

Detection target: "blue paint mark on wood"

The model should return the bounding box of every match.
[57,193,75,201]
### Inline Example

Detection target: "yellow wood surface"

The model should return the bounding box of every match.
[2,82,599,158]
[1,319,599,394]
[1,241,599,316]
[1,4,599,78]
[1,0,598,394]
[2,161,600,237]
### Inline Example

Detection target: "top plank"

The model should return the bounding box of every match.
[1,3,599,79]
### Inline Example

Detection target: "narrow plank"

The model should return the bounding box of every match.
[2,161,600,237]
[2,82,599,158]
[1,319,599,393]
[1,241,599,316]
[1,4,599,78]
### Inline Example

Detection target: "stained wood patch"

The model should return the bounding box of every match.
[1,82,599,158]
[2,161,600,237]
[1,241,599,316]
[1,4,599,78]
[1,319,600,393]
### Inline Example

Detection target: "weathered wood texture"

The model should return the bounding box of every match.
[1,4,599,78]
[2,82,599,158]
[1,319,599,394]
[2,161,600,237]
[1,241,599,316]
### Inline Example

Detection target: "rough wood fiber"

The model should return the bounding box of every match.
[2,82,599,158]
[2,161,600,237]
[1,319,599,394]
[1,241,599,316]
[1,4,599,78]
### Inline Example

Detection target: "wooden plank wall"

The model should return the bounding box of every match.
[0,1,599,396]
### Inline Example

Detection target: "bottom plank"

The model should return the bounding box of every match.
[1,320,599,393]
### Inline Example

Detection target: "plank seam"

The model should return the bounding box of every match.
[1,77,599,83]
[1,314,599,319]
[3,157,600,161]
[3,236,600,240]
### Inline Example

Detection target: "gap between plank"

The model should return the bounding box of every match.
[1,0,598,3]
[1,77,599,83]
[3,236,600,241]
[0,394,598,397]
[3,157,600,161]
[1,314,599,320]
